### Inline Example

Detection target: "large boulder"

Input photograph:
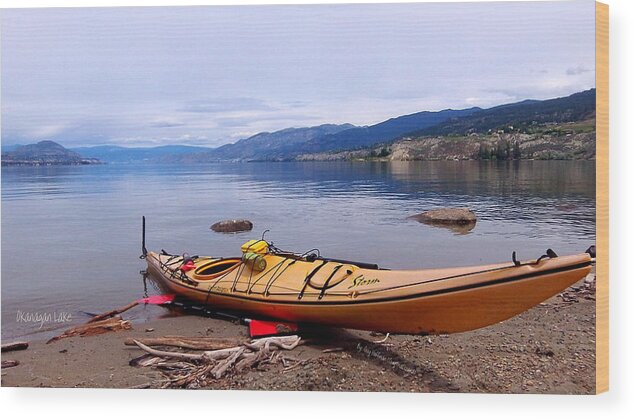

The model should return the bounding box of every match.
[409,208,477,234]
[410,208,477,225]
[210,219,253,233]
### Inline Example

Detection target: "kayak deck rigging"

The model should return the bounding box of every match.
[151,244,585,302]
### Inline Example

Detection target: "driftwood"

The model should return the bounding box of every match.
[210,347,245,379]
[133,340,206,362]
[372,333,391,344]
[2,360,20,369]
[124,336,247,350]
[322,347,344,353]
[44,299,141,344]
[47,316,132,344]
[88,301,139,323]
[129,354,164,367]
[1,341,29,352]
[130,335,303,388]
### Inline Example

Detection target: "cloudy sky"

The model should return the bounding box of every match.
[1,1,596,148]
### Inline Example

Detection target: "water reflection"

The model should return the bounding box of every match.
[409,217,477,235]
[1,160,596,340]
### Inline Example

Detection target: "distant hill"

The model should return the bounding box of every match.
[407,89,596,137]
[71,145,214,163]
[176,124,356,162]
[1,141,101,166]
[174,109,483,162]
[297,89,597,162]
[212,89,594,161]
[298,108,482,155]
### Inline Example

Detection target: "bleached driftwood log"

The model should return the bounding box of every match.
[130,335,303,388]
[133,340,205,362]
[124,336,246,350]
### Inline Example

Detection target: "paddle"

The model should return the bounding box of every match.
[137,294,176,305]
[243,319,299,338]
[83,294,176,323]
[87,294,299,339]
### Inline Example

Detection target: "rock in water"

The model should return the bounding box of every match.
[409,208,477,234]
[411,208,477,225]
[211,219,254,233]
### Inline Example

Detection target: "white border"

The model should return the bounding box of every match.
[1,1,632,419]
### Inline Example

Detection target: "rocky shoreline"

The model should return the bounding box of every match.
[296,120,595,162]
[1,158,102,166]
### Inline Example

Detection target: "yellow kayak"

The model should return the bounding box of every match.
[145,239,592,335]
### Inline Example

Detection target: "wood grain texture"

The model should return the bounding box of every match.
[595,1,609,394]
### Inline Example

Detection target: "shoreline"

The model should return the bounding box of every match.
[1,272,596,393]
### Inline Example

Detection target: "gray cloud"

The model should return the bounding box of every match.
[149,120,186,128]
[566,65,591,76]
[218,113,321,127]
[1,2,596,148]
[180,98,277,114]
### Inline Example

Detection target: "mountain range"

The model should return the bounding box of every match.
[407,89,596,137]
[183,123,356,162]
[2,89,596,164]
[298,107,482,155]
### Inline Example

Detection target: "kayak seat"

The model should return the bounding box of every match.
[193,258,242,281]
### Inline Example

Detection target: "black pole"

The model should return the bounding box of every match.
[140,216,148,258]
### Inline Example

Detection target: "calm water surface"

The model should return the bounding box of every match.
[1,161,595,340]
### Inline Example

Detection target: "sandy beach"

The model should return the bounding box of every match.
[1,271,596,394]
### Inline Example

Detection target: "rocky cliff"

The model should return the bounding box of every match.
[297,120,596,161]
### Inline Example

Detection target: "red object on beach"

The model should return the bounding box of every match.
[248,319,299,338]
[136,294,176,305]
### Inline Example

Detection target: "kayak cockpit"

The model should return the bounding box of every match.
[192,259,242,281]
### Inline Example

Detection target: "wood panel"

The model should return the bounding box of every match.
[595,1,609,395]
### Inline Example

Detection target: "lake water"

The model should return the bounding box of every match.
[1,161,596,340]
